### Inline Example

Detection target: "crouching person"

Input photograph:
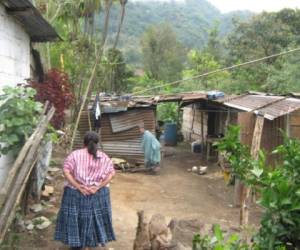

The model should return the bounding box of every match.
[139,124,161,173]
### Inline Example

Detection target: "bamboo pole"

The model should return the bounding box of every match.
[70,0,112,151]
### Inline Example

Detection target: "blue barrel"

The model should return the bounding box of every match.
[164,123,177,146]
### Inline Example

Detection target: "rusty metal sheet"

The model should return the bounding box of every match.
[109,110,144,133]
[257,98,300,120]
[102,139,144,164]
[225,95,283,112]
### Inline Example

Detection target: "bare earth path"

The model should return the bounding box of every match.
[2,144,260,250]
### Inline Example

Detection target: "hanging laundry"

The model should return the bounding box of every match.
[92,93,101,131]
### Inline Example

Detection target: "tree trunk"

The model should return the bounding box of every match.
[113,1,127,49]
[70,0,112,151]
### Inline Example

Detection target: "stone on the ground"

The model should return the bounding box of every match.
[134,212,204,250]
[33,216,52,230]
[48,167,60,172]
[30,204,43,213]
[26,224,34,230]
[169,219,204,248]
[42,185,54,198]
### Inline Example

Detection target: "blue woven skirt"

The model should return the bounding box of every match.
[54,186,116,248]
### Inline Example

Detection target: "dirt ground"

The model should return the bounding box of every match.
[1,143,261,250]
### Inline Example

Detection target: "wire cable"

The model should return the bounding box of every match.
[132,47,300,95]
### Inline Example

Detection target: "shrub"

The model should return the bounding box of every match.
[28,69,74,129]
[217,126,300,249]
[0,87,42,156]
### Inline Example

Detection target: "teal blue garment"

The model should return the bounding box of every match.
[141,130,161,168]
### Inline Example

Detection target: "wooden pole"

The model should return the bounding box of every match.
[70,0,112,151]
[201,109,205,161]
[0,107,55,243]
[240,115,264,226]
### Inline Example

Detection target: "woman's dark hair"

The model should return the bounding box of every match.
[84,131,99,159]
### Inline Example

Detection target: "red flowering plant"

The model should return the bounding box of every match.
[28,69,74,129]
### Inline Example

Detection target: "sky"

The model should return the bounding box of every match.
[207,0,300,13]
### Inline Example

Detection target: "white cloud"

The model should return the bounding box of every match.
[207,0,300,13]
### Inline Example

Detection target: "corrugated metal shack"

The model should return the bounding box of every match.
[180,92,300,164]
[74,96,157,164]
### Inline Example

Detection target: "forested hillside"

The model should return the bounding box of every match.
[96,0,252,64]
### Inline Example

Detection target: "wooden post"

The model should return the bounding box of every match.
[190,104,196,141]
[240,115,264,226]
[201,109,205,161]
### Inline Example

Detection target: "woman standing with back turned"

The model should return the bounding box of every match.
[55,131,116,250]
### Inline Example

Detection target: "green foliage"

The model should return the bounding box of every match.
[96,0,252,65]
[193,225,250,250]
[157,103,179,123]
[0,87,42,156]
[141,23,186,82]
[224,9,300,93]
[183,50,230,91]
[218,126,300,249]
[216,126,264,183]
[102,48,134,93]
[264,53,300,94]
[255,136,300,249]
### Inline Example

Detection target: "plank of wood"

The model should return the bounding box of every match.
[0,107,55,243]
[240,115,264,227]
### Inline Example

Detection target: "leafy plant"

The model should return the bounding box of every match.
[216,125,265,185]
[28,69,74,129]
[217,126,300,249]
[157,103,179,123]
[254,136,300,249]
[193,225,250,250]
[0,87,43,156]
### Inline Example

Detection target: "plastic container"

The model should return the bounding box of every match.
[164,123,177,146]
[191,141,202,153]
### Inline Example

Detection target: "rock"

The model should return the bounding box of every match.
[48,167,60,172]
[46,175,54,181]
[24,220,32,225]
[26,224,34,230]
[33,216,52,230]
[192,166,198,173]
[198,166,208,175]
[42,185,54,198]
[30,204,43,213]
[169,219,204,248]
[45,185,54,194]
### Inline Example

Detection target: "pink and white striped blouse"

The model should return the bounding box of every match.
[63,148,115,188]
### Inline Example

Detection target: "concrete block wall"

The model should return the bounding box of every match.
[0,3,31,187]
[0,4,30,87]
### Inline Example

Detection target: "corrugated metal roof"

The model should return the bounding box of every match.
[224,95,283,112]
[257,98,300,120]
[3,0,59,42]
[223,94,300,120]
